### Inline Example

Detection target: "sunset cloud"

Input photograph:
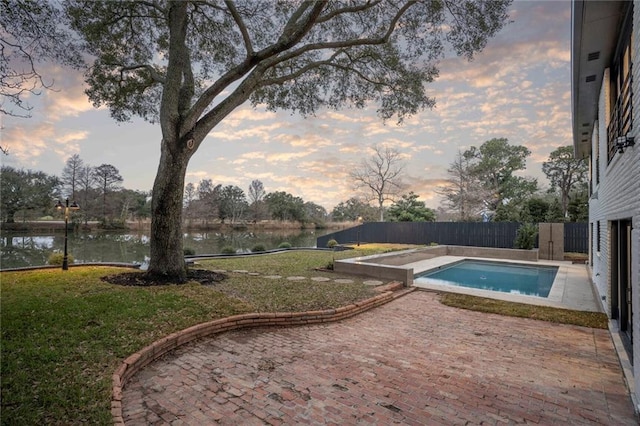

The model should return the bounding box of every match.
[265,150,316,163]
[2,1,573,212]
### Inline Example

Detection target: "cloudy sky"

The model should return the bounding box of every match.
[1,1,572,211]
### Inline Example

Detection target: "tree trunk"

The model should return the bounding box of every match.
[561,193,569,218]
[148,140,189,281]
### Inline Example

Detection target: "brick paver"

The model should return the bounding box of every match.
[122,291,636,425]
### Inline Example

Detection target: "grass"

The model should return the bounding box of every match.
[0,247,604,424]
[199,250,381,312]
[564,252,589,262]
[1,267,251,425]
[0,248,385,425]
[439,293,609,329]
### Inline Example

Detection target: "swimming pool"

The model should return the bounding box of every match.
[414,260,558,297]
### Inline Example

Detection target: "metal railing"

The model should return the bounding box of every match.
[607,70,632,162]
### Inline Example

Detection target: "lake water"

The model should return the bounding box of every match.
[0,229,328,270]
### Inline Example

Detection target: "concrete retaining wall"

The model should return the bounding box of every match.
[334,245,539,285]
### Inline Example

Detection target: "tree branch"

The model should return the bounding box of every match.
[224,0,253,55]
[259,50,392,89]
[185,1,325,129]
[116,64,166,84]
[316,0,383,23]
[255,1,414,73]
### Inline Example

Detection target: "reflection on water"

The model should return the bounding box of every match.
[1,229,326,269]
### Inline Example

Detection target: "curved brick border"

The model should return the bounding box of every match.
[111,285,415,424]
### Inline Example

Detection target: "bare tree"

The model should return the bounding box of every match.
[92,164,123,222]
[76,164,95,223]
[248,179,266,222]
[61,154,84,201]
[183,182,196,221]
[437,150,487,221]
[195,179,221,223]
[350,145,405,221]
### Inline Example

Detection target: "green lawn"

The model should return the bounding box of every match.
[0,248,384,425]
[439,293,609,329]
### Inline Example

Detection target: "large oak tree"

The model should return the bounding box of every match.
[65,0,511,281]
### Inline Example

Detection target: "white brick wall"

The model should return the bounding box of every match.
[588,1,640,407]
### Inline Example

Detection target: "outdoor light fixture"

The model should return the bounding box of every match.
[55,198,80,270]
[616,134,635,154]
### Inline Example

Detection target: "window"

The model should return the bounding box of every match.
[590,222,594,265]
[590,119,600,194]
[594,117,600,185]
[607,4,633,162]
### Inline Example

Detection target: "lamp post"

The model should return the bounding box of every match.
[55,199,80,270]
[356,216,363,246]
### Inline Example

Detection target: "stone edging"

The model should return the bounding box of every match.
[111,285,415,425]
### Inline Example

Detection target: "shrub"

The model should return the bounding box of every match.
[98,219,127,230]
[278,242,292,249]
[251,244,266,253]
[515,223,538,250]
[48,252,74,266]
[183,247,196,256]
[221,246,236,254]
[326,239,338,248]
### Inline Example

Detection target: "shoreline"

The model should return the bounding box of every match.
[0,220,359,233]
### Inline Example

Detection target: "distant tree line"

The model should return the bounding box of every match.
[183,179,329,226]
[1,154,148,227]
[437,139,588,223]
[1,140,587,227]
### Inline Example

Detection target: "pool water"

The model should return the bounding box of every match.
[414,260,558,297]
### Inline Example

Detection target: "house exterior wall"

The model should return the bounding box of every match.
[589,70,609,309]
[588,2,640,407]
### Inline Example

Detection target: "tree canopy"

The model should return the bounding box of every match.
[1,0,83,117]
[59,0,512,280]
[387,192,436,222]
[331,197,378,222]
[0,166,60,223]
[464,138,536,212]
[542,146,588,217]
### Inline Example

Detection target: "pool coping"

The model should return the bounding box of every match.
[334,245,540,286]
[409,256,599,312]
[336,247,599,312]
[413,257,560,299]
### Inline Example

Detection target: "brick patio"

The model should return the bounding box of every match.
[122,291,636,425]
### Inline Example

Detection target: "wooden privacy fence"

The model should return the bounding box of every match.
[317,222,588,253]
[564,222,589,253]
